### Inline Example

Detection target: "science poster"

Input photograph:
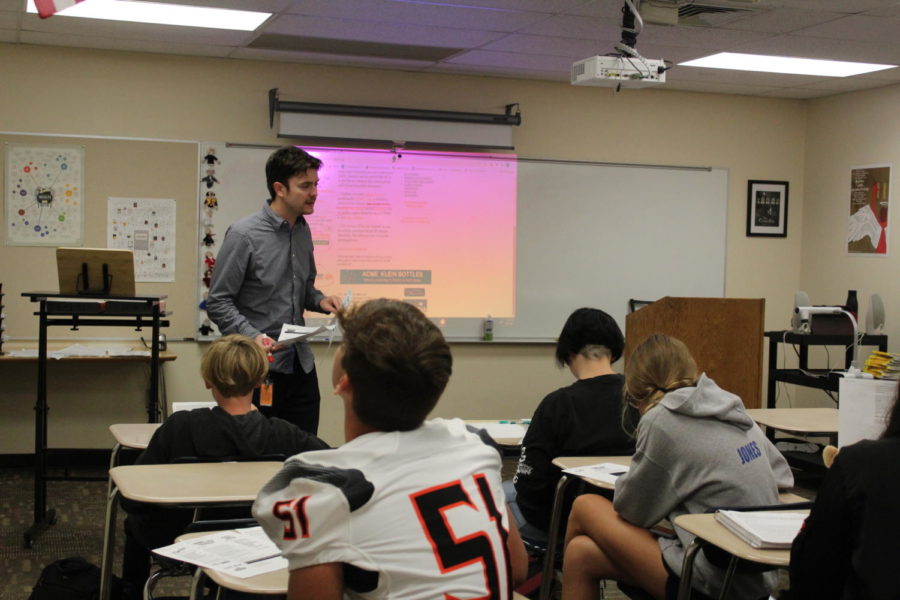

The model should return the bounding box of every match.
[5,144,84,246]
[848,164,891,256]
[108,197,176,282]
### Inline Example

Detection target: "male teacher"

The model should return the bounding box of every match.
[206,146,341,434]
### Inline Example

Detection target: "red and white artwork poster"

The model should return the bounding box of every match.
[848,164,891,256]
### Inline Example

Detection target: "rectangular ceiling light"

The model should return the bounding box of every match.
[26,0,271,31]
[679,52,896,77]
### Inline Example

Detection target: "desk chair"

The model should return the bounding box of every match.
[147,518,258,600]
[134,455,287,599]
[101,462,284,600]
[676,503,812,600]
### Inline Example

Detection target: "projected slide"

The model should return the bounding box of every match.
[307,148,517,320]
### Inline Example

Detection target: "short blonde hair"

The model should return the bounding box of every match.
[624,334,697,415]
[200,334,268,398]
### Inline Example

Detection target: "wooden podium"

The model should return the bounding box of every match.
[624,297,765,409]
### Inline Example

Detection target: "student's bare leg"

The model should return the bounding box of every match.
[563,494,668,600]
[562,534,615,600]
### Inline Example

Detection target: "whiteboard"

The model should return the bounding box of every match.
[511,160,727,340]
[197,145,727,342]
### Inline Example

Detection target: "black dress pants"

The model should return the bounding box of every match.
[252,358,321,435]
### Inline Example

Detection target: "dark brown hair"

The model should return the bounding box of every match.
[265,146,322,199]
[338,299,452,431]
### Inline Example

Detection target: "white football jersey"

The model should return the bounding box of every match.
[253,418,514,599]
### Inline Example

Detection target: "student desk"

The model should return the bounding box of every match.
[673,509,809,600]
[176,530,532,600]
[100,461,283,600]
[108,423,160,464]
[746,408,838,440]
[465,419,528,446]
[538,457,806,600]
[539,456,632,600]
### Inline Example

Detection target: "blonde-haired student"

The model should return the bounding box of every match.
[562,334,792,600]
[122,334,329,599]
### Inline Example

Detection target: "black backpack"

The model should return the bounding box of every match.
[29,557,126,600]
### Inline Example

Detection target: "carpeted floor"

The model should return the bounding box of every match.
[0,464,192,600]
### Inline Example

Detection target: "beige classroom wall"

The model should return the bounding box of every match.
[0,44,805,451]
[790,83,900,409]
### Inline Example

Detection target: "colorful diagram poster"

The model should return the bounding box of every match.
[848,164,891,256]
[5,144,84,246]
[108,197,176,282]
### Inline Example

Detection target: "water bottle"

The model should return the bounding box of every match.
[483,315,494,341]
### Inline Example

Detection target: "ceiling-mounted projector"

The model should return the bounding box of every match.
[571,55,667,88]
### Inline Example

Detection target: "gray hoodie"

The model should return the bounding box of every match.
[613,374,794,600]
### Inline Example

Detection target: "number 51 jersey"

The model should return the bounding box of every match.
[252,418,515,599]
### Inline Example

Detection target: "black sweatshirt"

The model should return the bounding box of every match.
[790,437,900,600]
[513,374,637,531]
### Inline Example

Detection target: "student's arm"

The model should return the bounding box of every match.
[513,395,559,516]
[760,431,795,489]
[206,229,261,338]
[505,508,528,587]
[287,564,343,600]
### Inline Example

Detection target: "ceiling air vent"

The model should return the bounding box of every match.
[677,1,763,26]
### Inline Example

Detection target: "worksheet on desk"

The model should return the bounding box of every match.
[562,463,630,486]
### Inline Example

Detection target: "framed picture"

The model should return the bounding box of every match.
[747,180,788,237]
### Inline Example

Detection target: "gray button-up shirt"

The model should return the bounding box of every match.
[206,202,325,374]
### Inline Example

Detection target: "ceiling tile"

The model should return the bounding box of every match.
[480,33,599,58]
[791,14,900,43]
[265,13,505,47]
[20,13,254,45]
[19,30,234,56]
[640,23,772,50]
[233,45,433,68]
[426,61,569,82]
[561,0,627,19]
[773,0,899,13]
[720,7,845,34]
[283,0,549,32]
[446,49,573,72]
[518,13,620,40]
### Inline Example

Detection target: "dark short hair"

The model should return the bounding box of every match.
[338,299,452,431]
[554,307,625,367]
[265,146,323,199]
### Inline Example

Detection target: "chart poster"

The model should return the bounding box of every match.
[848,164,890,256]
[5,143,84,246]
[108,197,176,282]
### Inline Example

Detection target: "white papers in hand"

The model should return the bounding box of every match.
[714,510,807,549]
[277,323,336,346]
[562,462,629,486]
[152,527,287,579]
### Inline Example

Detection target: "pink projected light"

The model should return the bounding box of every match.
[303,146,517,321]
